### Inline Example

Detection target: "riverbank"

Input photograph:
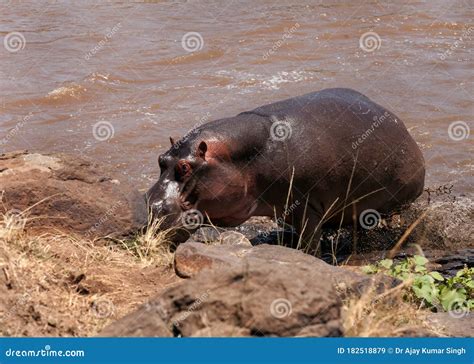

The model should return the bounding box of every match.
[0,151,472,337]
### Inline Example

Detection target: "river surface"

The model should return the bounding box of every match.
[0,1,472,194]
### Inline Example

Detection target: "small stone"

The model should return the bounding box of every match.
[218,231,252,246]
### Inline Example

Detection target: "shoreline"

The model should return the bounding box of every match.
[1,150,472,337]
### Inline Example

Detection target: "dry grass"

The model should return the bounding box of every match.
[341,278,442,337]
[0,209,179,337]
[1,206,450,337]
[115,214,175,267]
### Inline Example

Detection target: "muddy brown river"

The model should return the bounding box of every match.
[0,1,472,194]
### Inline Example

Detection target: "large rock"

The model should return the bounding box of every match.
[0,151,147,239]
[401,197,474,250]
[426,312,474,337]
[101,245,344,337]
[174,242,386,296]
[174,237,252,278]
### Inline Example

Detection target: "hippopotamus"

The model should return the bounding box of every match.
[146,88,425,252]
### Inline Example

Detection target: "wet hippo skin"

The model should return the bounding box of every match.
[146,88,425,252]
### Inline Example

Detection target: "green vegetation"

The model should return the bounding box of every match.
[362,255,473,312]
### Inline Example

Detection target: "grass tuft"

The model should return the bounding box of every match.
[0,208,178,336]
[341,278,440,337]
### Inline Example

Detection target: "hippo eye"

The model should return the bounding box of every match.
[175,160,192,180]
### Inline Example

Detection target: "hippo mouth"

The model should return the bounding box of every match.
[178,179,199,212]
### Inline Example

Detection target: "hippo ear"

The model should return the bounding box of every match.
[197,141,207,159]
[196,140,231,161]
[169,137,176,147]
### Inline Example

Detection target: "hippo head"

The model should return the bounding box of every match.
[146,136,256,243]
